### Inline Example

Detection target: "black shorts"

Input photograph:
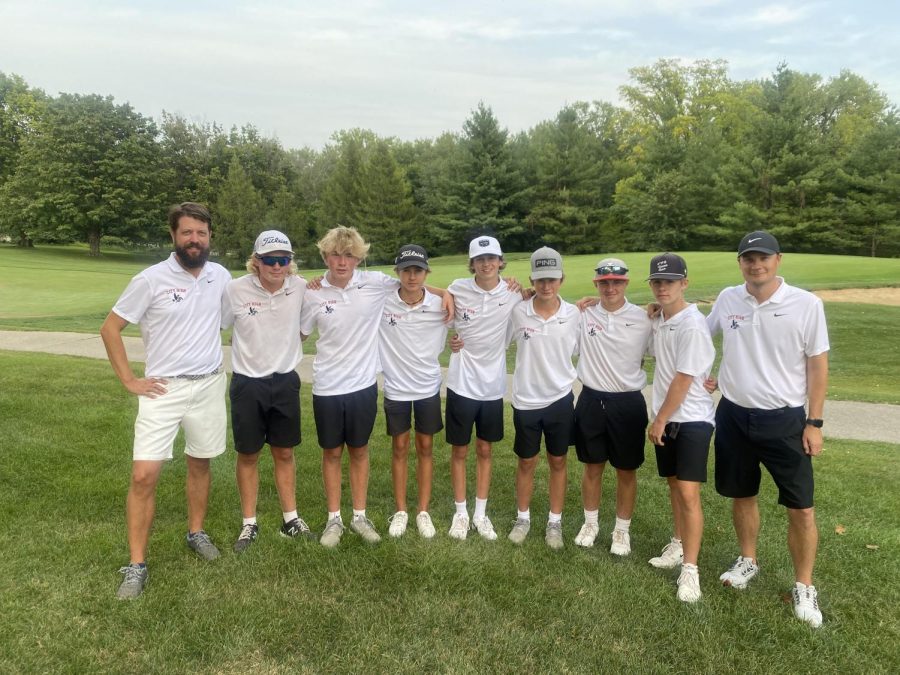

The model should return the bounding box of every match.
[512,392,575,459]
[384,393,444,437]
[230,371,301,454]
[445,389,504,446]
[312,383,378,449]
[654,421,713,482]
[574,387,648,469]
[714,397,814,509]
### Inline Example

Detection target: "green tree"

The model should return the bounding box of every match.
[213,156,266,265]
[359,140,419,263]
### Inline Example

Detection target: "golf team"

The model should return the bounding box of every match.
[101,202,829,629]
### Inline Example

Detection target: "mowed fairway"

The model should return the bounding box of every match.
[0,351,898,673]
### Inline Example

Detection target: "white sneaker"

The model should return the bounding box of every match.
[610,528,631,556]
[574,521,599,548]
[792,583,823,628]
[388,511,408,538]
[677,564,702,603]
[319,516,344,548]
[545,521,564,550]
[471,516,498,541]
[448,513,469,540]
[350,516,381,544]
[649,538,684,569]
[416,511,436,539]
[719,556,759,589]
[508,518,531,544]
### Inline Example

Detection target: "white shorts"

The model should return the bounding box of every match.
[133,371,226,461]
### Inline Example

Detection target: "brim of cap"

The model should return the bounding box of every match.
[594,273,628,281]
[739,246,779,255]
[395,260,429,270]
[255,247,292,255]
[647,273,685,280]
[532,271,563,280]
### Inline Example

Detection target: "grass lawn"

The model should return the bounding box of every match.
[0,352,898,673]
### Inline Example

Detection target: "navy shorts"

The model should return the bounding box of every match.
[445,389,504,446]
[512,392,575,459]
[575,387,648,469]
[230,371,301,454]
[654,421,713,482]
[714,397,814,509]
[384,393,444,437]
[312,383,378,449]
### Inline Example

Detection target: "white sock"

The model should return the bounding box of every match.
[242,516,257,526]
[548,511,562,524]
[517,509,530,521]
[583,509,599,525]
[473,498,488,520]
[328,511,342,522]
[615,516,631,532]
[283,510,298,524]
[352,509,366,520]
[455,501,468,516]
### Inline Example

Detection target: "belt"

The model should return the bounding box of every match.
[172,366,224,380]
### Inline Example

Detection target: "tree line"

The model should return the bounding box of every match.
[1,59,898,265]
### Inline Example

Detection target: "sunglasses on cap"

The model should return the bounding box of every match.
[595,264,628,276]
[257,255,292,267]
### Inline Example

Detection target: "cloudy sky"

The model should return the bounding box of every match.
[2,1,898,149]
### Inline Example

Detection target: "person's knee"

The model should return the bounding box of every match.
[130,463,162,493]
[788,506,816,529]
[270,447,294,463]
[518,456,539,473]
[616,468,636,484]
[475,440,492,459]
[238,451,262,467]
[585,462,606,480]
[451,445,469,460]
[547,454,567,471]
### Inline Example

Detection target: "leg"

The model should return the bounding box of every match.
[666,476,682,540]
[185,455,211,534]
[236,451,261,519]
[414,432,434,513]
[450,444,469,503]
[732,496,761,561]
[581,462,605,511]
[614,468,638,520]
[547,454,567,515]
[322,446,344,513]
[270,446,297,513]
[671,479,704,566]
[391,431,411,513]
[787,507,818,586]
[515,456,538,512]
[347,444,370,511]
[126,460,165,564]
[474,438,493,500]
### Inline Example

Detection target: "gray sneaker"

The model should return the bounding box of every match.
[116,564,148,600]
[187,530,220,561]
[545,521,564,550]
[508,518,531,544]
[320,517,345,548]
[350,516,382,544]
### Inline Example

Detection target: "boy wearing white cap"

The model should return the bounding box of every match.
[222,230,316,553]
[445,235,522,540]
[506,247,580,549]
[379,245,448,539]
[574,258,652,555]
[645,253,715,603]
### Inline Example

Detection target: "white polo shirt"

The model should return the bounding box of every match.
[507,298,580,411]
[222,273,307,378]
[577,300,652,393]
[299,269,397,396]
[649,304,715,424]
[447,277,522,400]
[379,289,449,401]
[112,253,231,378]
[707,278,829,409]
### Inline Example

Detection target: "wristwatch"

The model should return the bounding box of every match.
[805,418,824,428]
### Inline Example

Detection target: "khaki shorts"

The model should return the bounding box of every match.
[133,371,226,461]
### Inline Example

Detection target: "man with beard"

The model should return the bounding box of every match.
[101,202,232,600]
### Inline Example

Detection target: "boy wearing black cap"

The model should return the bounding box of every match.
[379,245,448,539]
[646,253,715,603]
[707,231,829,628]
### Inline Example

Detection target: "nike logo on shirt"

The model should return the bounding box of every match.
[774,313,787,317]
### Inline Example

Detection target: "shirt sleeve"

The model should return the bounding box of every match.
[112,274,152,325]
[803,297,830,357]
[220,282,236,330]
[706,293,723,337]
[299,291,317,336]
[675,325,715,377]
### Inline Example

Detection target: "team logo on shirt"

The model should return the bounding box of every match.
[727,313,748,330]
[320,300,337,315]
[163,287,187,303]
[172,292,183,303]
[248,307,258,316]
[384,312,402,327]
[586,321,604,337]
[461,308,474,322]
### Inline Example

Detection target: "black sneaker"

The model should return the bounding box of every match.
[280,517,316,540]
[233,523,259,553]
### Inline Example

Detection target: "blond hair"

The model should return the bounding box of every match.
[317,226,370,262]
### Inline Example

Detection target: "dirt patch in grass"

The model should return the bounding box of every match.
[815,287,900,306]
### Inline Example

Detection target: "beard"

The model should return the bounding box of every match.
[174,242,210,269]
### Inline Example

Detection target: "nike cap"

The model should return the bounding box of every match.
[647,253,687,280]
[738,230,780,255]
[530,246,563,280]
[469,235,503,259]
[394,244,430,271]
[254,230,292,256]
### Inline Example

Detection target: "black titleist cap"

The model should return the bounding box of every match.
[395,244,430,271]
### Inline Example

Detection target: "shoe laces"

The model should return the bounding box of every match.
[612,528,627,543]
[354,516,376,530]
[547,521,562,532]
[119,565,144,582]
[190,530,213,546]
[794,584,819,610]
[238,524,256,541]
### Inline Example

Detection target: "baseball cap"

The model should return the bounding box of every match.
[530,246,563,280]
[469,235,503,258]
[647,253,687,280]
[594,257,629,281]
[738,230,780,255]
[254,230,292,256]
[394,244,430,271]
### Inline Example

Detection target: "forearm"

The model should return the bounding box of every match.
[655,372,694,423]
[100,312,137,387]
[806,353,828,418]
